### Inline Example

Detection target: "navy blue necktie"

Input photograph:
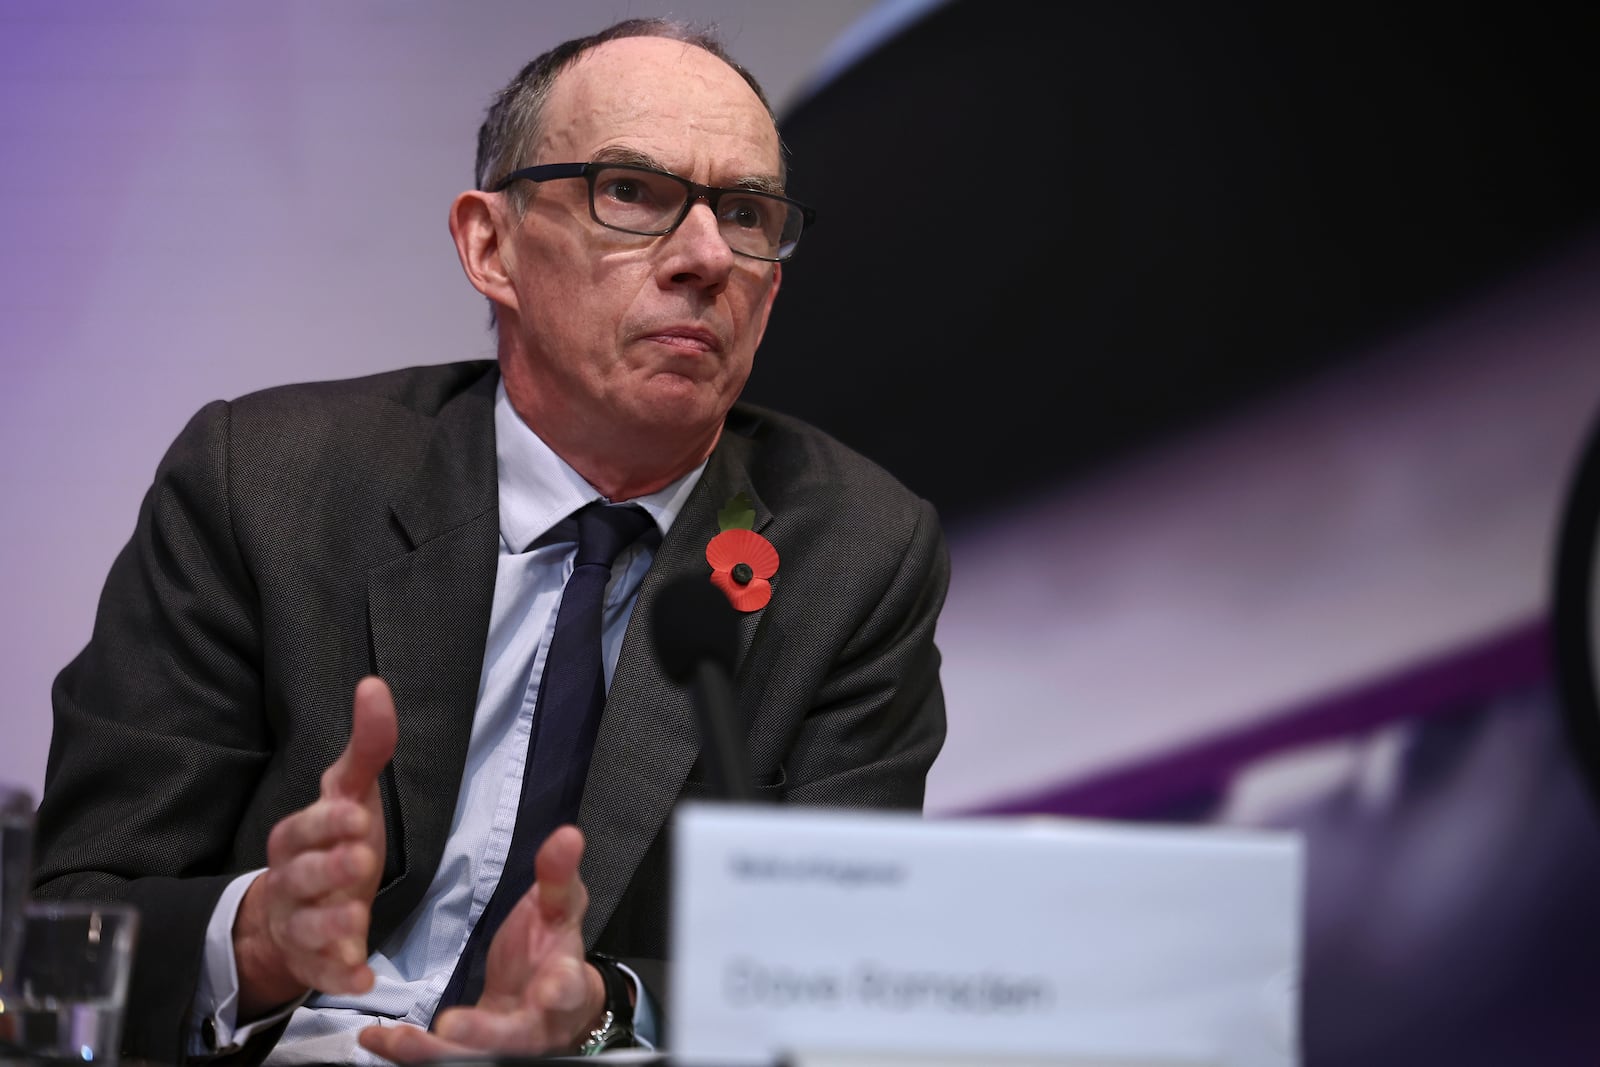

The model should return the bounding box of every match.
[435,502,655,1013]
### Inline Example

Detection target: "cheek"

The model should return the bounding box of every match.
[734,270,779,330]
[719,330,759,396]
[529,263,629,359]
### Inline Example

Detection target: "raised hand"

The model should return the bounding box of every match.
[357,825,607,1062]
[233,677,397,1017]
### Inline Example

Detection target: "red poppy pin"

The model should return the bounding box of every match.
[706,492,778,612]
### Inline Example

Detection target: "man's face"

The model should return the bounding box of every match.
[495,37,783,473]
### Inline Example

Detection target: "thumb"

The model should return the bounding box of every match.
[532,826,587,927]
[323,676,398,800]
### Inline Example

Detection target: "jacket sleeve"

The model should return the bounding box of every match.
[34,399,277,1066]
[781,493,949,810]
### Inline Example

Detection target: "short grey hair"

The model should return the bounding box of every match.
[475,18,786,213]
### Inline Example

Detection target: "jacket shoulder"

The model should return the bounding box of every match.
[216,360,496,470]
[228,360,498,423]
[725,400,929,512]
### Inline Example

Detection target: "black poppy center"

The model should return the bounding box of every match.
[731,562,754,585]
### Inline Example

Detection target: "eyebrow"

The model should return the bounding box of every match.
[588,146,786,197]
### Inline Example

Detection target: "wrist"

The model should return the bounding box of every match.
[578,953,638,1055]
[578,962,609,1036]
[233,877,308,1019]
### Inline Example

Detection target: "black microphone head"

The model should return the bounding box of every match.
[652,572,741,682]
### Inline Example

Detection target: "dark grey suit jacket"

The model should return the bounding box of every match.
[33,361,948,1063]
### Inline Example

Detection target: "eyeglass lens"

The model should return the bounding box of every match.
[592,166,802,260]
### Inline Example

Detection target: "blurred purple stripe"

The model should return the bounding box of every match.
[972,618,1553,818]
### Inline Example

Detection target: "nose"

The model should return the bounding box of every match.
[657,200,736,292]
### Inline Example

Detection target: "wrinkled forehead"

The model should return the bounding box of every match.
[537,36,782,180]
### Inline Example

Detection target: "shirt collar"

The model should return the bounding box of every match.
[494,379,708,552]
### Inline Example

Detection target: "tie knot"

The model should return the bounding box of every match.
[573,503,654,570]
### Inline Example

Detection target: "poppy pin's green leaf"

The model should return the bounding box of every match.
[717,492,756,532]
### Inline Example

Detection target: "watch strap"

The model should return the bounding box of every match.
[579,952,638,1054]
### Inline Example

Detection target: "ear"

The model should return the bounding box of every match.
[448,190,519,313]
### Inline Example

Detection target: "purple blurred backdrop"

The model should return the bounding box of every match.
[7,4,1600,1062]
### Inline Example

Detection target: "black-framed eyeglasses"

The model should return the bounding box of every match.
[492,161,816,263]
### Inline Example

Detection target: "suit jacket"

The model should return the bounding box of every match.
[32,361,948,1064]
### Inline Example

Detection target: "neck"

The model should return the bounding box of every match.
[499,364,721,502]
[566,430,721,501]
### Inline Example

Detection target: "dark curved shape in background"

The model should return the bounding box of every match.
[757,7,1600,1063]
[753,1,1600,522]
[1557,404,1600,814]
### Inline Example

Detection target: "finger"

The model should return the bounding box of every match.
[323,677,399,801]
[279,841,381,902]
[359,1020,476,1064]
[279,898,368,954]
[305,955,376,998]
[474,893,542,1015]
[531,825,587,926]
[266,903,372,994]
[476,915,591,1018]
[265,799,372,867]
[272,812,380,883]
[433,1005,556,1054]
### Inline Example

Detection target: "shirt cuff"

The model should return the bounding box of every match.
[189,869,306,1056]
[613,961,659,1051]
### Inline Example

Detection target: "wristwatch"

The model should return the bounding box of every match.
[579,952,639,1055]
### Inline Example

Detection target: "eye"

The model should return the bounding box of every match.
[721,196,772,231]
[600,177,650,205]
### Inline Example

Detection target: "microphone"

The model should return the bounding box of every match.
[652,572,755,803]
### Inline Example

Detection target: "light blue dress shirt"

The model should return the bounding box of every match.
[194,381,703,1063]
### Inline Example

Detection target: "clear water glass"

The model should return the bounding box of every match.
[0,786,32,997]
[9,902,138,1067]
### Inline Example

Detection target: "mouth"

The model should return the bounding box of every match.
[639,324,724,354]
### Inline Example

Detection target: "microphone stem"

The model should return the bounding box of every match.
[692,659,754,803]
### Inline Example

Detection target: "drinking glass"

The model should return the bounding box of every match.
[0,786,32,997]
[8,902,138,1066]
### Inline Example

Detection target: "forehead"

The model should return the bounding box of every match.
[537,36,781,180]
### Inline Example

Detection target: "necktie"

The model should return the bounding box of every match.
[435,501,655,1012]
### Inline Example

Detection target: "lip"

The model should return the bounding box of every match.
[639,324,724,353]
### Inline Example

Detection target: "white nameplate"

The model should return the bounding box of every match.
[670,804,1301,1067]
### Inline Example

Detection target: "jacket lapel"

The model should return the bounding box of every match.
[366,370,501,939]
[579,424,772,941]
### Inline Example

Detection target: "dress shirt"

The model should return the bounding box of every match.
[191,381,703,1063]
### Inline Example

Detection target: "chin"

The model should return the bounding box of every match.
[623,389,727,440]
[632,374,720,412]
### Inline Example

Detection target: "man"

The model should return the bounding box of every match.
[33,18,947,1064]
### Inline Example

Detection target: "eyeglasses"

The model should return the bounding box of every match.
[492,162,816,262]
